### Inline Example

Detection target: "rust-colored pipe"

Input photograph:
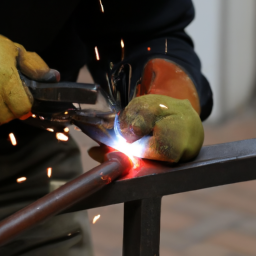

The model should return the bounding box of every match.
[0,151,133,246]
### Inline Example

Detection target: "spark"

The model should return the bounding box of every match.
[56,133,69,142]
[121,39,125,60]
[99,0,104,12]
[32,114,36,118]
[17,177,26,183]
[121,39,124,48]
[165,38,167,54]
[159,104,168,109]
[47,167,52,178]
[147,47,151,51]
[39,116,45,120]
[95,46,100,61]
[64,111,68,115]
[46,128,54,132]
[64,127,69,133]
[92,214,101,224]
[9,133,17,146]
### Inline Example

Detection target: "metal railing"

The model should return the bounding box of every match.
[1,139,256,255]
[65,139,256,256]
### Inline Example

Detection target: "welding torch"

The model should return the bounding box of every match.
[19,64,146,158]
[0,151,133,246]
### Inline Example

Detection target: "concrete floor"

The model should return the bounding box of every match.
[71,67,256,256]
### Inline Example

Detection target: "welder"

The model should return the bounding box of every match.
[0,0,213,255]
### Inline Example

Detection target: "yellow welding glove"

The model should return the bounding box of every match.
[119,94,203,163]
[0,35,60,125]
[118,59,204,163]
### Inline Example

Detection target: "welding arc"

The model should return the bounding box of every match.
[0,152,133,246]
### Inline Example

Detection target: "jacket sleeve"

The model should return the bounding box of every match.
[108,0,213,121]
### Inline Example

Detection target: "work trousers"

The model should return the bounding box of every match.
[0,129,93,256]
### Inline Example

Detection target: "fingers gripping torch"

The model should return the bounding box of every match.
[0,66,137,246]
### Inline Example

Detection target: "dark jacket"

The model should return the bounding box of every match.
[0,0,213,148]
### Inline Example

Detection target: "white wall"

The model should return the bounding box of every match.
[186,0,256,123]
[223,0,256,115]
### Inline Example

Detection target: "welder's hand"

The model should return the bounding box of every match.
[0,35,60,125]
[118,94,204,163]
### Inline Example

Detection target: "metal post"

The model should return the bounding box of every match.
[123,197,162,256]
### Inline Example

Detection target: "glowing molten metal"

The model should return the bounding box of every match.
[95,46,100,61]
[121,39,124,48]
[47,168,52,178]
[64,127,69,133]
[17,177,26,183]
[99,0,104,12]
[9,133,17,146]
[114,140,140,168]
[56,133,69,142]
[92,214,101,224]
[113,117,140,168]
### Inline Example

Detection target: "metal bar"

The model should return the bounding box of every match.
[2,139,256,247]
[123,197,162,256]
[0,152,133,246]
[65,139,256,213]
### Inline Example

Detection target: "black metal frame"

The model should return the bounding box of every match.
[65,139,256,256]
[123,198,162,256]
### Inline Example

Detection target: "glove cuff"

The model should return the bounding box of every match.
[135,58,201,115]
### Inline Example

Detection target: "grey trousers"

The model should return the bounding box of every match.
[0,131,93,256]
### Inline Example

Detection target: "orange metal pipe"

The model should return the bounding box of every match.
[0,151,133,246]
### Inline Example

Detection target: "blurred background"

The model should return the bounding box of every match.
[70,0,256,255]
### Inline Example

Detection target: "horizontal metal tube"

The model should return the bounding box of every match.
[0,151,132,246]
